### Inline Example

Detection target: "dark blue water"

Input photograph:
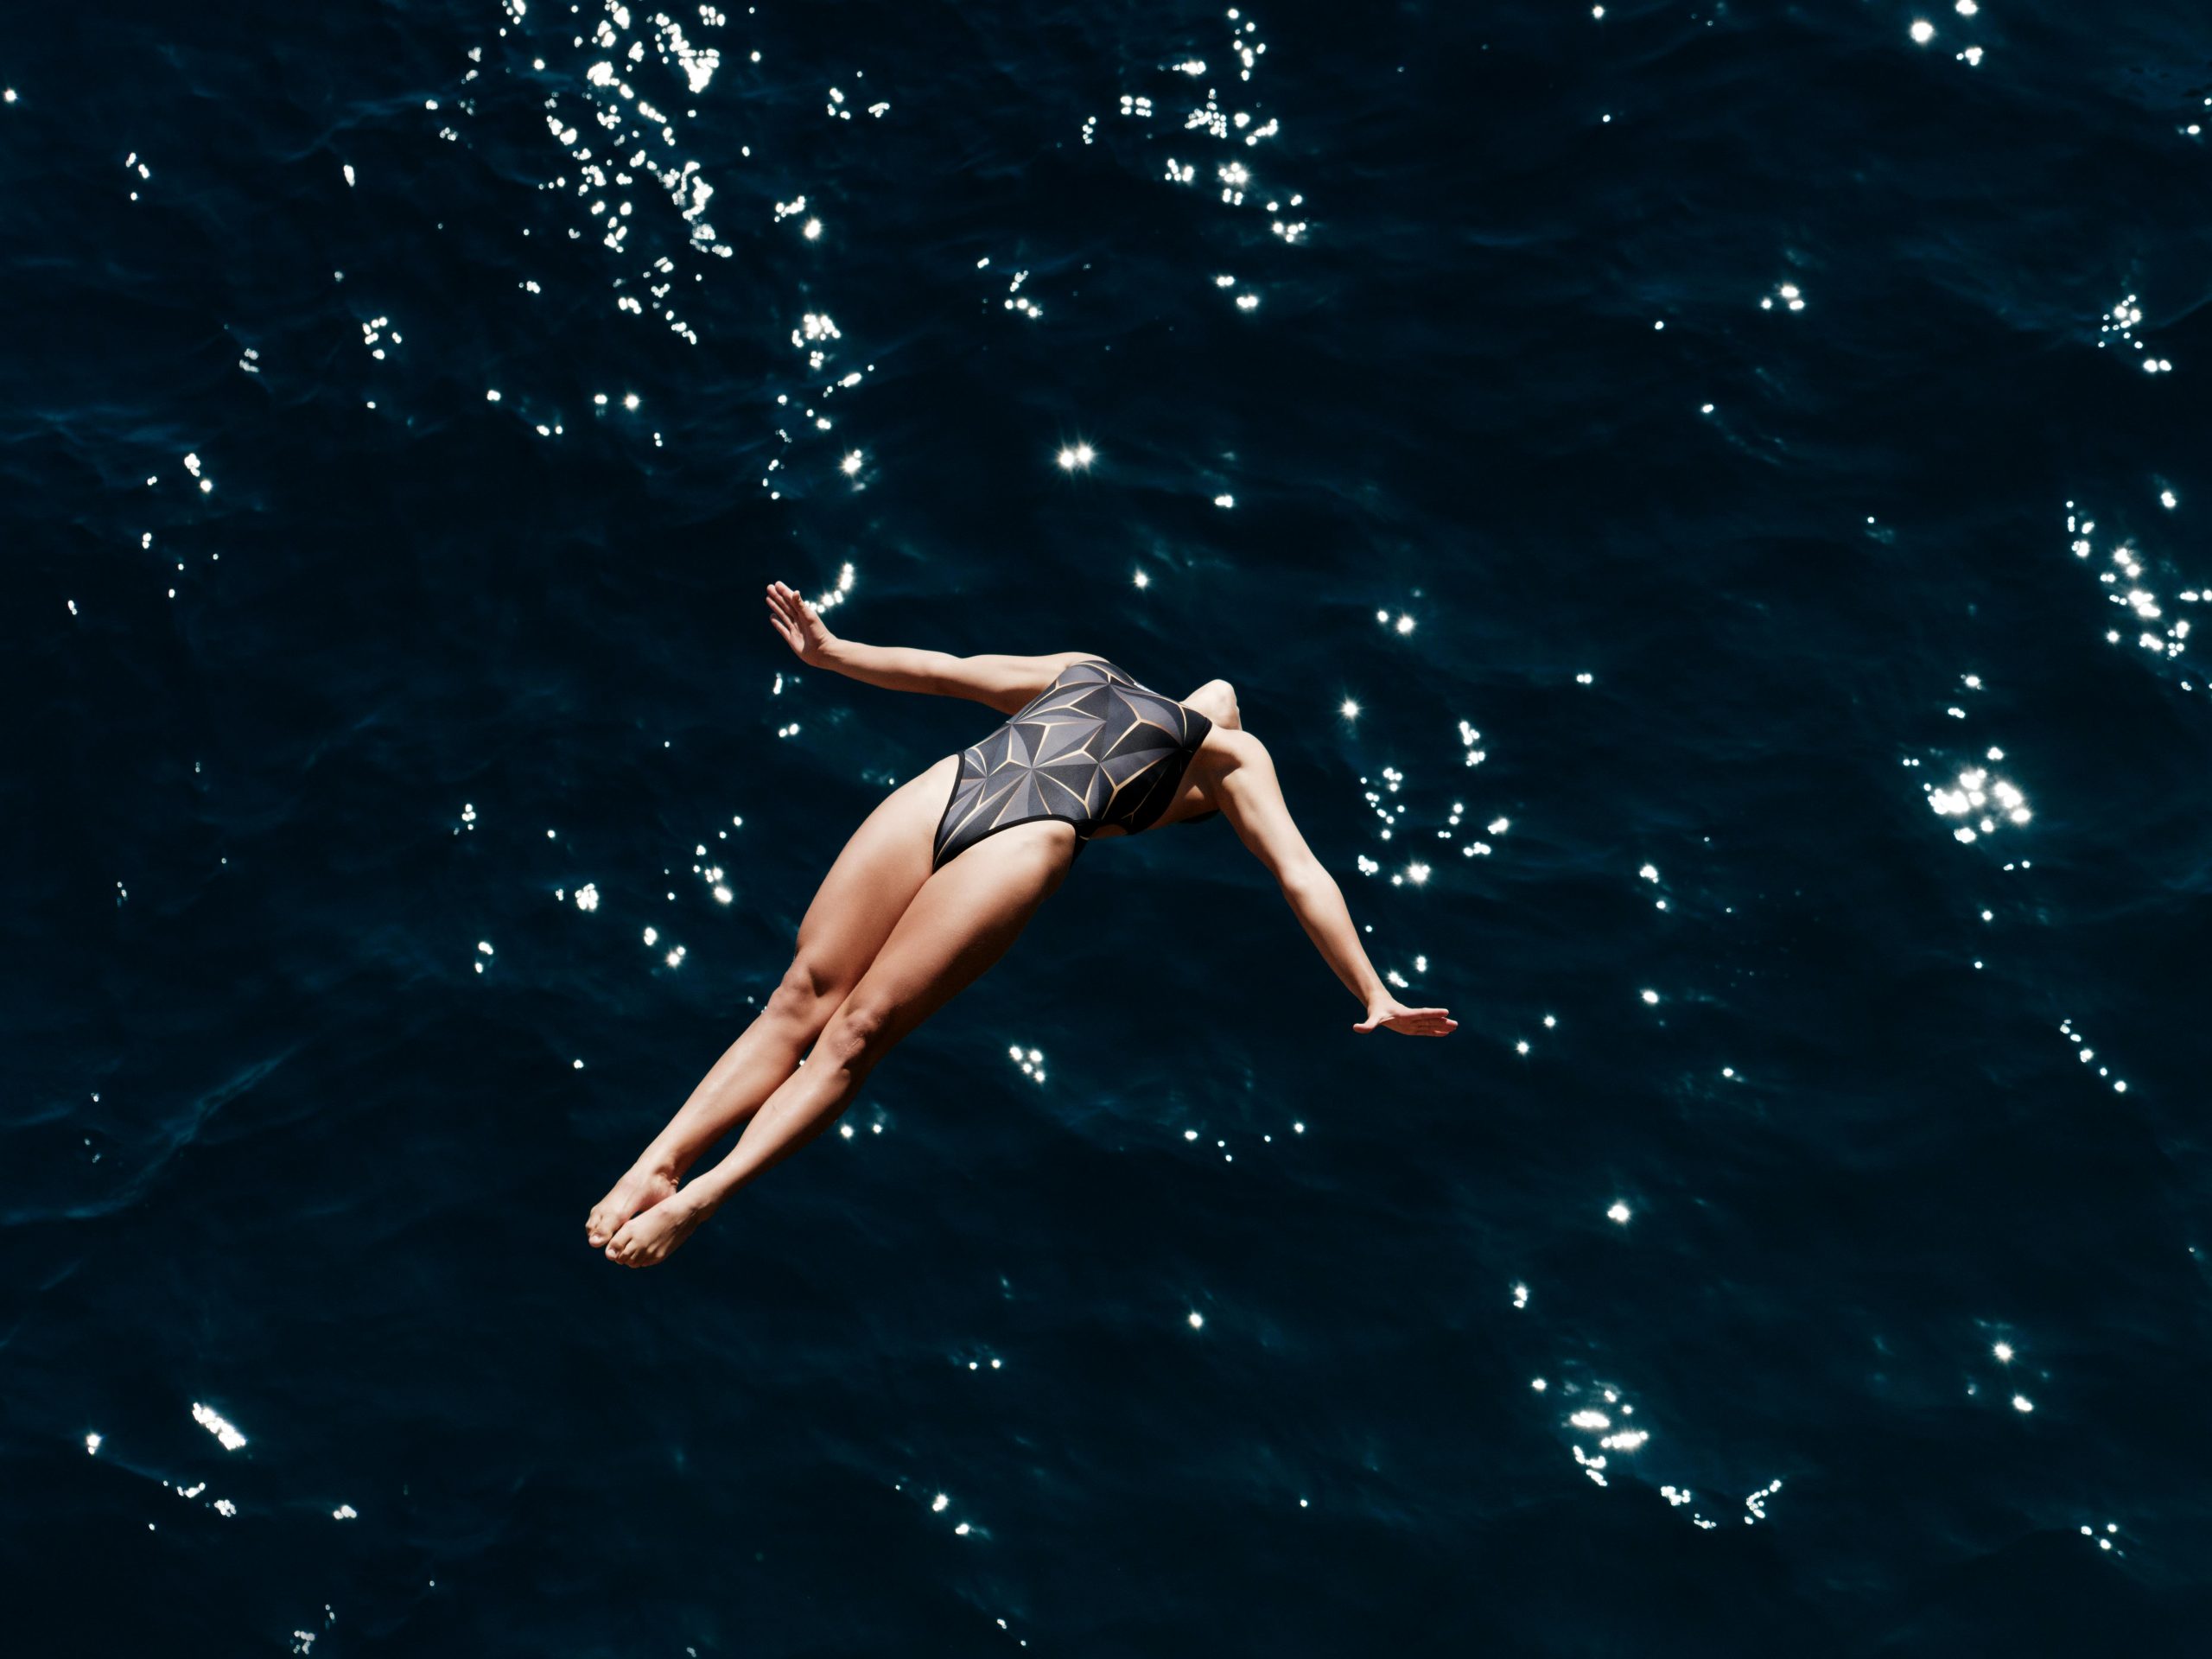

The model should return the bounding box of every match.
[10,0,2212,1650]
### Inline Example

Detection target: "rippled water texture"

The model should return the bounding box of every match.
[9,0,2212,1651]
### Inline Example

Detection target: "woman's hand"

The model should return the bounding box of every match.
[1354,995,1458,1037]
[765,580,836,665]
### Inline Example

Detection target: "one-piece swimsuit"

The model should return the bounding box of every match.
[931,658,1215,869]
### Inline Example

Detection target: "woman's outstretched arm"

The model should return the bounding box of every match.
[1205,729,1458,1036]
[766,581,1092,713]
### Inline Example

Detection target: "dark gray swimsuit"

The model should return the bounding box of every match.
[931,658,1216,869]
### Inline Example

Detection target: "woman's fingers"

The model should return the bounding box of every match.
[764,581,830,659]
[1388,1008,1457,1036]
[1352,1009,1458,1035]
[766,581,818,636]
[765,585,811,654]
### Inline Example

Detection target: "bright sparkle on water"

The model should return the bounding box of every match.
[1910,19,1936,44]
[1057,442,1096,471]
[192,1402,249,1451]
[1607,1201,1632,1224]
[1927,764,2031,839]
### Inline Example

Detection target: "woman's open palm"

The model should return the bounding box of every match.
[1354,996,1458,1037]
[765,581,835,664]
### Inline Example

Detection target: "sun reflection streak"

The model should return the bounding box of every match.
[520,3,905,497]
[2098,295,2173,373]
[1101,3,1313,330]
[191,1402,249,1451]
[2058,1018,2132,1094]
[2065,503,2199,682]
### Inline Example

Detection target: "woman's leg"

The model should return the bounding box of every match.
[584,755,958,1247]
[601,819,1077,1266]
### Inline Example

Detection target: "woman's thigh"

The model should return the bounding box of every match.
[790,753,959,993]
[831,819,1078,1051]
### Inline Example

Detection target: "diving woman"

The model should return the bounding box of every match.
[586,582,1455,1266]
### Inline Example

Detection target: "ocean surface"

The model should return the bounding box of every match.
[9,0,2212,1651]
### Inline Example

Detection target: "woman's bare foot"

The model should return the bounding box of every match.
[603,1190,713,1268]
[586,1162,678,1249]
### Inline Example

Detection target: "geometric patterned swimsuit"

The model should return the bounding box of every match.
[931,658,1216,869]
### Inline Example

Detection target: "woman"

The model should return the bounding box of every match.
[587,581,1457,1267]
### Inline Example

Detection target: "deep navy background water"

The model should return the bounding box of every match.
[9,0,2212,1651]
